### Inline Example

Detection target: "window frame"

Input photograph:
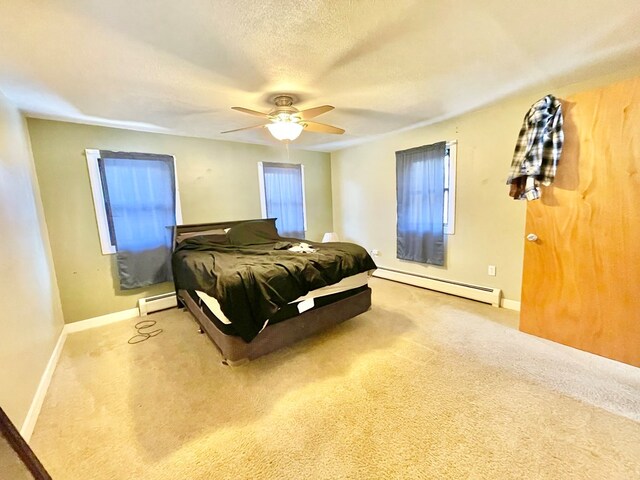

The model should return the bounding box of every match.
[257,161,307,234]
[85,149,183,255]
[444,140,457,235]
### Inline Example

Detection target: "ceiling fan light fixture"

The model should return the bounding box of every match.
[266,121,304,141]
[225,96,343,139]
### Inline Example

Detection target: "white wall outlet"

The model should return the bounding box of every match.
[370,249,380,257]
[488,265,496,276]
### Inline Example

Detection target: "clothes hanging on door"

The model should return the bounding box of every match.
[507,94,564,200]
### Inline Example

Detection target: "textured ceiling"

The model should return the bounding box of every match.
[1,0,639,151]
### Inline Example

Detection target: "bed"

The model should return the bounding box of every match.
[171,218,376,365]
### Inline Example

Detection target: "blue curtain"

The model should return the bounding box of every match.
[262,163,305,238]
[396,142,446,265]
[99,151,176,289]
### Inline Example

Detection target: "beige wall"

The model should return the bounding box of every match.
[331,69,640,304]
[0,94,64,427]
[27,119,333,323]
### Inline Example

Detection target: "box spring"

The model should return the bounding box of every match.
[178,286,372,366]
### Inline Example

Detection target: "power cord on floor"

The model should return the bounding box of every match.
[128,320,163,344]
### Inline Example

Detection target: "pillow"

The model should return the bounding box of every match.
[176,228,228,244]
[227,220,280,245]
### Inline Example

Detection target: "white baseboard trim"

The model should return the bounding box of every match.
[20,328,67,442]
[20,307,140,441]
[501,299,521,311]
[64,307,140,333]
[373,267,502,307]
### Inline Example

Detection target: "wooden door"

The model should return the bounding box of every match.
[520,76,640,367]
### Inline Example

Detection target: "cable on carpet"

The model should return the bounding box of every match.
[128,320,163,344]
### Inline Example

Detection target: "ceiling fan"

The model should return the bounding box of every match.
[221,95,345,141]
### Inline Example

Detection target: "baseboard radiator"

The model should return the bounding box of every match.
[138,292,177,316]
[373,267,502,307]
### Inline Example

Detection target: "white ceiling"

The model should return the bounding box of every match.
[1,0,639,152]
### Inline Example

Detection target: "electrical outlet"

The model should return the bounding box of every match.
[488,265,496,276]
[370,249,380,257]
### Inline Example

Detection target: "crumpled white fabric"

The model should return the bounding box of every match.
[288,242,317,253]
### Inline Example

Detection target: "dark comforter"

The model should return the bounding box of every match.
[172,239,377,342]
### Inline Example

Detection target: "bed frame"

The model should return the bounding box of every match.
[172,219,372,365]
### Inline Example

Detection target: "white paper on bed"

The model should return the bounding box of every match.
[297,298,315,314]
[195,271,371,326]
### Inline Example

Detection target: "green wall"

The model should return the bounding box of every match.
[27,119,333,323]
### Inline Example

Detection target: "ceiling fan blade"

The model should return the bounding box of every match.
[298,105,334,120]
[302,121,345,135]
[221,124,267,134]
[231,106,270,118]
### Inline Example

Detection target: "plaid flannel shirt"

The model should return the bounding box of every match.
[507,95,563,200]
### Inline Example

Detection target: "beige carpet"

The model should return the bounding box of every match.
[31,278,640,479]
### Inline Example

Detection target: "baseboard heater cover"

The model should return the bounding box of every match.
[373,267,502,307]
[138,292,177,316]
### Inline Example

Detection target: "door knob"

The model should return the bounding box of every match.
[526,233,538,242]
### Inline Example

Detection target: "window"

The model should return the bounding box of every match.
[86,149,183,254]
[86,149,182,289]
[258,162,306,238]
[396,141,456,266]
